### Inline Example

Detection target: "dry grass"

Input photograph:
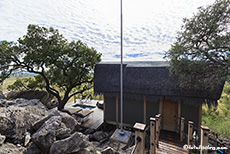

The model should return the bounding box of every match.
[1,75,34,92]
[0,75,102,103]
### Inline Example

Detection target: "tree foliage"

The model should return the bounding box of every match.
[0,24,101,110]
[165,0,230,91]
[202,82,230,138]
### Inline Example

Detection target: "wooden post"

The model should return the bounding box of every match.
[180,117,184,142]
[158,114,161,136]
[116,96,119,128]
[198,105,202,138]
[159,99,163,129]
[177,101,181,133]
[155,114,160,148]
[187,121,193,154]
[103,94,106,122]
[144,96,146,124]
[133,123,146,154]
[159,99,163,115]
[200,126,210,154]
[150,118,156,154]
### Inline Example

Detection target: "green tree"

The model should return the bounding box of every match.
[0,24,101,110]
[165,0,229,90]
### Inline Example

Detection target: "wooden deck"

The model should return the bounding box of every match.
[66,101,187,153]
[157,130,187,154]
[81,105,104,130]
[65,100,104,130]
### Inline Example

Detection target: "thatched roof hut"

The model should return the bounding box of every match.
[94,61,224,106]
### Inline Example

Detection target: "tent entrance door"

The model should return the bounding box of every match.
[162,100,177,132]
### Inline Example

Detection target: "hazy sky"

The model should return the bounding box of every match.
[0,0,215,61]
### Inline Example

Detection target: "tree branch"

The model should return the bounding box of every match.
[68,85,93,100]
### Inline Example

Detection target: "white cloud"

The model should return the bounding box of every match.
[0,0,216,61]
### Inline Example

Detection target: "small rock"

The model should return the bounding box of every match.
[91,131,109,142]
[0,134,6,145]
[101,147,119,154]
[91,141,100,147]
[17,144,21,147]
[24,132,31,146]
[56,128,71,140]
[46,100,58,109]
[75,147,98,154]
[84,128,96,135]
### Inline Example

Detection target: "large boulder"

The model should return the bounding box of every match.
[0,115,15,138]
[7,90,54,108]
[33,109,78,133]
[0,98,47,143]
[49,132,89,154]
[31,116,63,153]
[25,143,42,154]
[31,109,78,153]
[0,142,26,154]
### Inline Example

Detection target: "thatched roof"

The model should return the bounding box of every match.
[94,61,225,105]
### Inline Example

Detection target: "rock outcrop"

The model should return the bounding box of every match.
[7,90,55,109]
[0,98,47,143]
[31,109,78,153]
[32,116,64,153]
[32,109,78,132]
[0,97,135,154]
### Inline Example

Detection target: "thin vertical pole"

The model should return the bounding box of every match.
[120,0,124,134]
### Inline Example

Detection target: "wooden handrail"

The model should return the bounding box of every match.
[131,136,142,154]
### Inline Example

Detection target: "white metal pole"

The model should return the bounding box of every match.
[120,0,124,134]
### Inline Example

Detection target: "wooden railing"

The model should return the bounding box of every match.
[131,136,142,154]
[179,117,229,154]
[132,123,146,154]
[149,114,161,154]
[132,115,229,154]
[132,114,230,154]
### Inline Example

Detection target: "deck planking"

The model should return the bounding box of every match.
[157,130,187,154]
[65,100,104,130]
[81,106,104,130]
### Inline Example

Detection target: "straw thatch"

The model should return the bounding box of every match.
[94,61,225,106]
